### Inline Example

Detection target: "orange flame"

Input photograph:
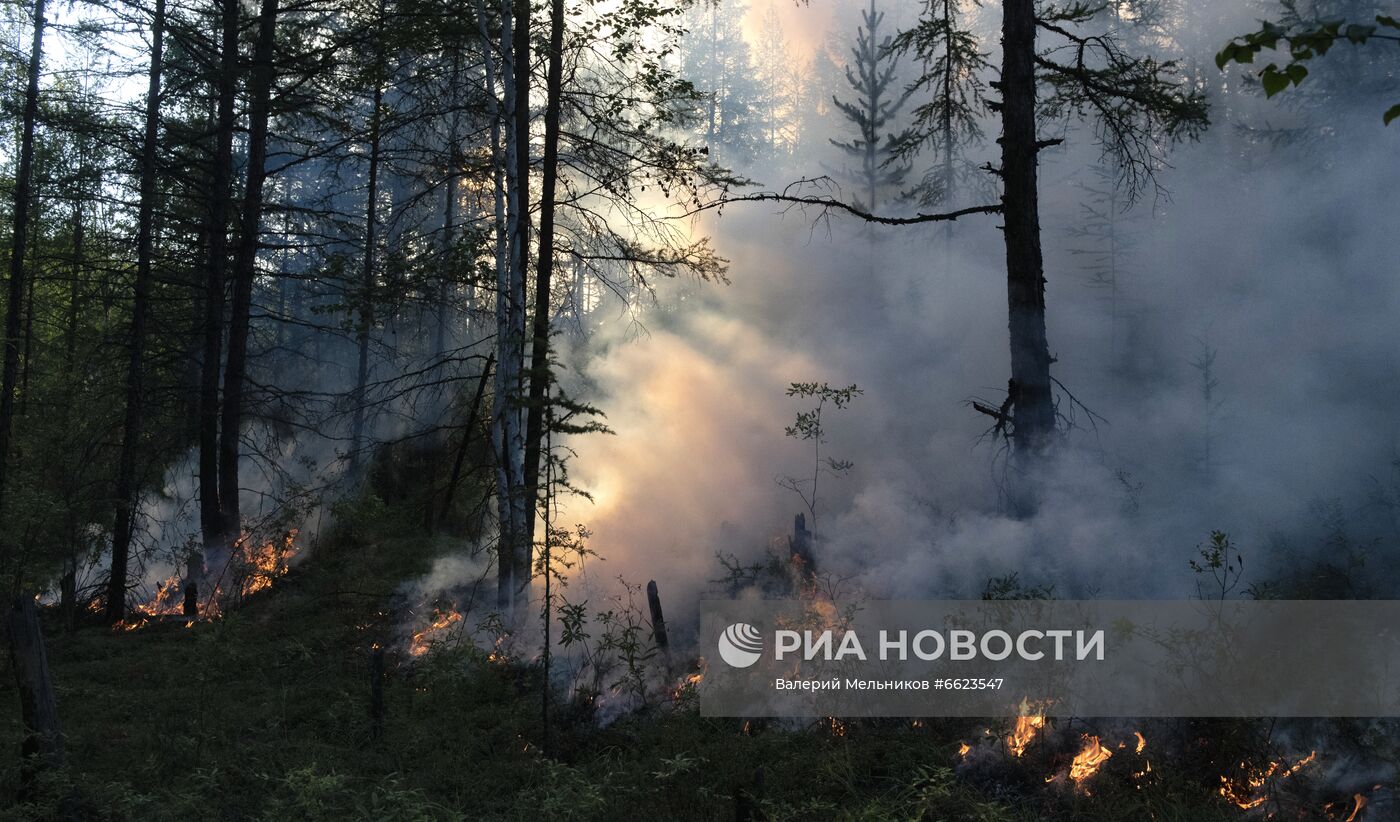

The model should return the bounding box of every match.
[409,607,464,656]
[957,741,971,758]
[1218,751,1316,810]
[1069,735,1113,783]
[1007,713,1046,757]
[671,671,704,701]
[119,530,301,630]
[1134,731,1146,754]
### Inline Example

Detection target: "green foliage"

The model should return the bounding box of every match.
[1189,530,1244,600]
[779,382,863,535]
[1217,5,1400,123]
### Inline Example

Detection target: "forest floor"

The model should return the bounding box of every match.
[0,508,1306,820]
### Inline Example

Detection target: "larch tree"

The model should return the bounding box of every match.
[701,0,1206,504]
[0,0,46,578]
[830,0,912,213]
[107,0,167,623]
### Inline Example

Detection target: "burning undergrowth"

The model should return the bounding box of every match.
[946,713,1395,818]
[390,524,1398,819]
[113,529,301,631]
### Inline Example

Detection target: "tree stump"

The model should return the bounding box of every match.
[7,597,64,799]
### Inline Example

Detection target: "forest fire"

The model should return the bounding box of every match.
[1324,793,1368,821]
[114,530,301,631]
[671,671,704,701]
[1007,713,1046,756]
[1069,736,1113,784]
[236,530,298,597]
[1218,751,1317,810]
[408,607,464,656]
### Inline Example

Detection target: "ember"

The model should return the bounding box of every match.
[409,607,464,656]
[1218,750,1317,810]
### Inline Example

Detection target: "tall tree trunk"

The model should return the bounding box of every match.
[107,0,166,624]
[349,80,384,475]
[493,0,529,609]
[199,0,240,558]
[218,0,280,546]
[435,51,463,359]
[520,0,564,566]
[0,0,46,548]
[999,0,1055,465]
[20,201,39,418]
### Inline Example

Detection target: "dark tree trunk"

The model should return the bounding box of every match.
[8,598,63,798]
[199,0,241,556]
[646,580,669,650]
[218,0,280,543]
[108,0,166,624]
[0,0,46,537]
[436,354,493,534]
[435,51,463,359]
[520,0,565,561]
[999,0,1055,460]
[349,78,384,476]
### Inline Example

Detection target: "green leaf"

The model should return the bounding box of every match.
[1384,103,1400,126]
[1377,14,1400,29]
[1285,63,1309,86]
[1261,67,1290,97]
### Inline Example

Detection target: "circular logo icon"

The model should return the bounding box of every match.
[718,622,763,668]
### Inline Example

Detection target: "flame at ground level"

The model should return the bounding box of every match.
[114,530,300,631]
[1069,736,1113,783]
[1218,750,1317,810]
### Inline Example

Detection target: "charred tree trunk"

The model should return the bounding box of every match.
[218,0,280,543]
[199,0,240,557]
[0,0,45,537]
[108,0,166,624]
[521,0,565,559]
[789,512,816,575]
[8,598,63,798]
[999,0,1055,464]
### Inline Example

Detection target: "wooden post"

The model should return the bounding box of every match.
[7,597,64,799]
[646,580,672,677]
[369,646,385,740]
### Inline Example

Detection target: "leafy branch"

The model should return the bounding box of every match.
[1217,8,1400,124]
